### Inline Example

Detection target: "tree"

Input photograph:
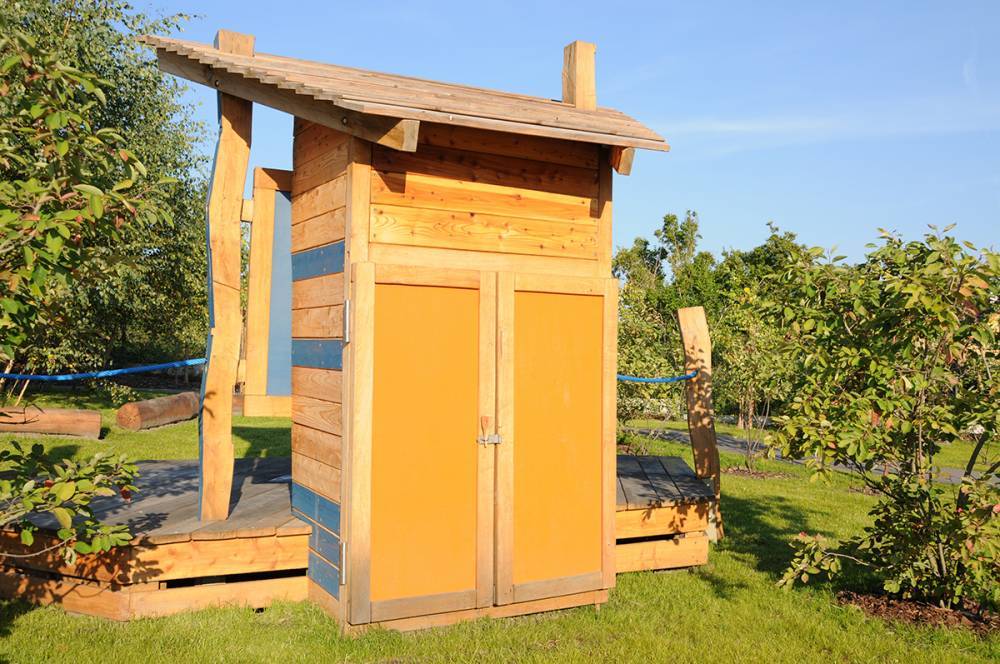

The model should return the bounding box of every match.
[0,29,169,360]
[7,0,207,373]
[769,229,998,609]
[0,29,163,558]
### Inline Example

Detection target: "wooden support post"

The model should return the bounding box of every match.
[562,41,597,110]
[200,29,254,522]
[677,306,723,538]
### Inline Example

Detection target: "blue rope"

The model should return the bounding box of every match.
[617,369,698,384]
[0,358,207,382]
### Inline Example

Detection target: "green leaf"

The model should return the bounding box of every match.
[52,506,72,529]
[20,529,34,546]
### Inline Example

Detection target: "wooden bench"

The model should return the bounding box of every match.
[616,454,717,573]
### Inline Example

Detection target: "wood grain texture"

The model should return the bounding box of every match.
[374,263,480,288]
[616,534,709,573]
[368,243,602,278]
[562,41,597,110]
[292,395,342,435]
[615,504,711,539]
[291,367,342,402]
[494,271,515,605]
[292,452,341,502]
[292,176,346,223]
[292,304,344,339]
[370,204,598,260]
[371,170,597,223]
[291,208,345,252]
[0,408,101,438]
[292,273,344,310]
[116,392,199,431]
[129,576,307,619]
[476,272,497,608]
[601,278,618,588]
[373,144,599,199]
[419,122,599,169]
[200,34,253,520]
[347,262,375,624]
[292,424,343,469]
[293,137,350,194]
[677,306,722,500]
[294,121,349,171]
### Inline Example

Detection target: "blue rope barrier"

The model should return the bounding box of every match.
[0,358,207,382]
[617,369,698,384]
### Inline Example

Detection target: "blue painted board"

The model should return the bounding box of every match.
[266,190,292,396]
[292,339,343,370]
[291,242,344,281]
[312,525,341,567]
[291,482,341,535]
[308,552,340,599]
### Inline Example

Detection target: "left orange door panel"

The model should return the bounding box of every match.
[370,284,480,605]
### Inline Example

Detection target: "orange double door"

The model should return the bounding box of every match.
[351,265,616,624]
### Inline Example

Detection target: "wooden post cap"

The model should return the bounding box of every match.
[562,40,597,110]
[214,29,255,56]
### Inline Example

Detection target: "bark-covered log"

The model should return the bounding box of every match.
[116,392,200,431]
[0,408,102,439]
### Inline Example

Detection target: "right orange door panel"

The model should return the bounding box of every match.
[512,290,604,585]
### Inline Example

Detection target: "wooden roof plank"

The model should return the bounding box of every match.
[153,48,418,152]
[141,35,668,153]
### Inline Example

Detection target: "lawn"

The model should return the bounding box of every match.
[0,396,996,662]
[627,418,994,473]
[0,389,289,461]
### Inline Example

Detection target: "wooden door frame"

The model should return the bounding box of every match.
[494,272,618,606]
[347,262,496,624]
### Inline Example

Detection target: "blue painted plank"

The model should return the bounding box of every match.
[308,552,340,599]
[290,482,341,535]
[292,339,343,370]
[316,494,341,535]
[266,190,292,396]
[291,242,344,281]
[313,525,341,567]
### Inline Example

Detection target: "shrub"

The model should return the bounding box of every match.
[768,229,998,609]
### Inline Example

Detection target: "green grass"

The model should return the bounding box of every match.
[0,389,289,461]
[0,395,996,662]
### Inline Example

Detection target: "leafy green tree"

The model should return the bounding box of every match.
[7,0,207,372]
[770,229,998,609]
[0,29,169,360]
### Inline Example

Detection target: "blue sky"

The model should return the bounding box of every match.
[147,1,999,260]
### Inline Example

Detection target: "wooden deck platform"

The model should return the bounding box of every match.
[0,458,310,620]
[1,454,715,619]
[615,455,716,573]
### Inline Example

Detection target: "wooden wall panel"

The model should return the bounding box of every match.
[418,123,600,169]
[370,205,598,259]
[372,145,598,199]
[292,305,344,339]
[291,208,346,252]
[293,424,342,469]
[371,171,596,223]
[291,176,346,223]
[292,273,344,310]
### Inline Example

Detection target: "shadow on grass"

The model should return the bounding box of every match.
[716,493,841,578]
[234,425,291,459]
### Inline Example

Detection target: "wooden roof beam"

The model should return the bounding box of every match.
[151,40,419,152]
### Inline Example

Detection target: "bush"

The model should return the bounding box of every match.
[768,229,998,609]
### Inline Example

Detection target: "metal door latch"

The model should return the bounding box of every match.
[477,415,501,445]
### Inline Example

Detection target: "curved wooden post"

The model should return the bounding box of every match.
[200,29,254,521]
[677,306,723,539]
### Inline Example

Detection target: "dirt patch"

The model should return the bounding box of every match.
[837,591,999,637]
[722,467,791,480]
[848,485,880,496]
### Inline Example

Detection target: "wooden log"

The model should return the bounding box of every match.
[0,408,101,439]
[116,392,200,431]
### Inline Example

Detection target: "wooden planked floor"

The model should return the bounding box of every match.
[616,454,714,511]
[28,457,307,544]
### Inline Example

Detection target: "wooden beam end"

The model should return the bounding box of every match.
[610,146,635,176]
[214,29,255,56]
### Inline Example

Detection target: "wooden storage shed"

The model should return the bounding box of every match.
[143,30,670,630]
